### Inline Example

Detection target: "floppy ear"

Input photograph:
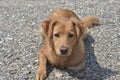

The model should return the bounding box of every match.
[39,20,49,38]
[72,19,86,40]
[78,21,87,39]
[72,22,80,39]
[40,19,57,39]
[47,20,57,38]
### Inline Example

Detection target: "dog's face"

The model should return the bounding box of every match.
[52,21,79,56]
[40,19,84,56]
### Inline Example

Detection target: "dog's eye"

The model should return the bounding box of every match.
[54,33,60,38]
[68,34,74,38]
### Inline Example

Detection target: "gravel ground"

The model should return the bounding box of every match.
[0,0,120,80]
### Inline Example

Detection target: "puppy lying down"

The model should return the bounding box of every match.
[36,9,100,80]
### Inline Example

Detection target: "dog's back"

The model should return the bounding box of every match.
[50,9,78,20]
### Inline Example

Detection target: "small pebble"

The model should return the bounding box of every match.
[23,70,31,74]
[54,72,63,78]
[20,75,29,79]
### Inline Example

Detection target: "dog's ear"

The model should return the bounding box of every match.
[40,20,57,39]
[72,19,86,39]
[47,20,57,38]
[78,21,87,39]
[40,20,50,38]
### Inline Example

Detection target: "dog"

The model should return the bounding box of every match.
[36,9,100,80]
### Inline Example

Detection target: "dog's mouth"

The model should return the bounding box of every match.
[57,52,71,56]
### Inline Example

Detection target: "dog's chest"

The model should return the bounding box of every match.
[47,54,82,67]
[48,55,68,67]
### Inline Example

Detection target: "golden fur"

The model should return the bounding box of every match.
[36,9,100,80]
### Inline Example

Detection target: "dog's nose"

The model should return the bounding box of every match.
[60,47,68,54]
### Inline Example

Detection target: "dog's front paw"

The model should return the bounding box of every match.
[36,70,46,80]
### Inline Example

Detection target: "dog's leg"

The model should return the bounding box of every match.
[68,62,85,71]
[36,51,47,80]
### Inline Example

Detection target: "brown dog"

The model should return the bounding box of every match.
[36,9,100,80]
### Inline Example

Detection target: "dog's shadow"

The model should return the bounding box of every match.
[64,35,117,80]
[47,35,118,80]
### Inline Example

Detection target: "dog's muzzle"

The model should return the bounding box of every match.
[60,47,68,55]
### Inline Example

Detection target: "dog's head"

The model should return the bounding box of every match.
[40,18,85,56]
